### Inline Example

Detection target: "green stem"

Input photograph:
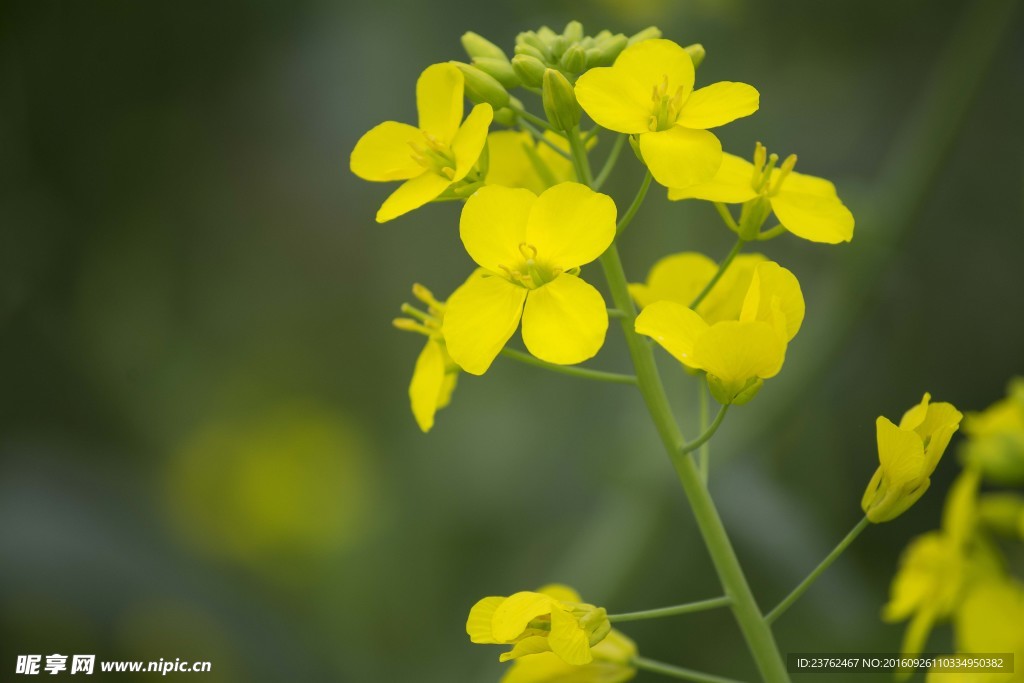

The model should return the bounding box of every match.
[609,596,731,623]
[756,224,786,241]
[698,382,711,483]
[616,170,653,235]
[633,657,748,683]
[500,348,637,385]
[593,134,627,191]
[599,245,789,683]
[689,238,745,310]
[682,404,727,455]
[509,103,555,132]
[765,516,870,625]
[566,123,789,682]
[518,119,572,160]
[607,308,627,319]
[520,140,558,187]
[567,125,594,186]
[714,202,740,232]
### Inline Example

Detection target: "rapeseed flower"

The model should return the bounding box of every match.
[443,183,616,374]
[575,39,758,189]
[960,377,1024,484]
[484,131,582,193]
[393,284,459,432]
[500,629,637,683]
[668,143,854,243]
[350,63,493,223]
[634,261,803,404]
[862,394,963,523]
[628,251,767,323]
[885,470,1001,660]
[468,584,612,666]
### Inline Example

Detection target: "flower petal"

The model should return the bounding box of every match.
[417,63,463,144]
[491,592,557,642]
[548,608,592,665]
[629,252,717,309]
[498,636,552,662]
[615,39,695,104]
[676,82,760,129]
[694,320,785,386]
[375,172,450,223]
[776,168,838,197]
[667,152,758,203]
[467,596,506,644]
[739,262,805,341]
[350,121,423,182]
[634,301,709,369]
[443,271,527,375]
[409,340,445,432]
[459,185,535,271]
[876,416,927,487]
[526,183,617,270]
[451,103,493,181]
[770,189,854,243]
[485,131,548,194]
[639,127,722,189]
[574,65,655,134]
[521,275,608,365]
[537,584,583,604]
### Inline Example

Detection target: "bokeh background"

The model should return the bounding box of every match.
[2,0,1022,681]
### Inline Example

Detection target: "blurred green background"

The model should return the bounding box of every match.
[2,0,1022,681]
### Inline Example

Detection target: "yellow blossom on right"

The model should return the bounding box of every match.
[668,143,855,244]
[861,393,964,523]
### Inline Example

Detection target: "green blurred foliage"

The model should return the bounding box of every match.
[1,1,1021,681]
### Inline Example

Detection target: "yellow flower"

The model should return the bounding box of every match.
[668,144,854,244]
[467,584,612,666]
[574,39,758,189]
[926,579,1024,682]
[634,261,804,404]
[393,284,459,432]
[442,183,616,374]
[861,394,964,523]
[628,251,767,323]
[500,629,637,683]
[960,377,1024,484]
[484,130,581,193]
[350,63,493,223]
[884,470,1001,661]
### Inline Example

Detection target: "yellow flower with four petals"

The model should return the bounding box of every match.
[575,39,759,189]
[634,261,804,404]
[467,584,612,666]
[350,63,493,222]
[443,182,617,374]
[861,393,964,523]
[668,143,855,244]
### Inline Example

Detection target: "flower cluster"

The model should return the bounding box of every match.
[345,17,986,683]
[882,380,1024,678]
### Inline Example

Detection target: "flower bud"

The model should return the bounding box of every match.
[685,43,706,69]
[513,43,546,62]
[709,375,763,406]
[628,26,662,46]
[586,33,628,67]
[511,54,546,88]
[472,57,519,89]
[460,31,508,62]
[452,61,509,109]
[563,20,584,44]
[559,44,586,73]
[542,68,580,132]
[517,31,552,60]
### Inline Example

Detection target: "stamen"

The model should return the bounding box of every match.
[393,318,432,336]
[769,154,798,195]
[518,242,538,260]
[412,283,444,311]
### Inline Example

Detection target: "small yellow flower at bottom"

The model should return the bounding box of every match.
[393,284,459,432]
[500,629,637,683]
[467,584,612,666]
[861,393,964,523]
[350,63,493,223]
